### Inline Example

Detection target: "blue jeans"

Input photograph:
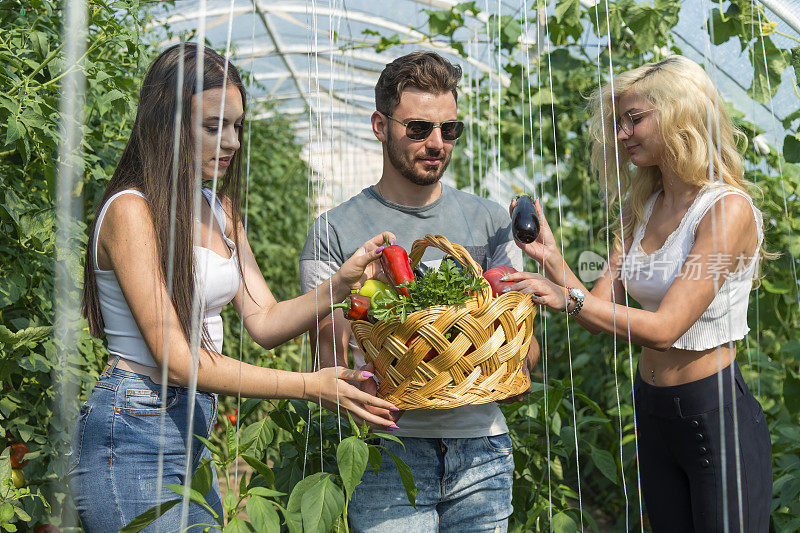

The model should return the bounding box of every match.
[349,435,514,532]
[67,361,223,532]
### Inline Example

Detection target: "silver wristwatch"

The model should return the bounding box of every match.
[566,287,585,317]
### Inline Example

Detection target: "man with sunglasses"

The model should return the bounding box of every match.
[300,51,537,532]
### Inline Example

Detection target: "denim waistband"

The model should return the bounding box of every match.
[98,358,211,398]
[634,362,748,418]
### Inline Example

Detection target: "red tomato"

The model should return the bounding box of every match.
[483,266,518,297]
[228,413,237,425]
[9,443,29,469]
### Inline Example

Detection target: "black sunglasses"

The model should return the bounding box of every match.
[384,114,465,141]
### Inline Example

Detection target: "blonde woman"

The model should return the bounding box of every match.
[504,56,771,531]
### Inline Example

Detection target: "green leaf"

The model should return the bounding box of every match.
[750,36,788,103]
[223,490,238,512]
[551,411,562,435]
[12,506,29,522]
[5,117,22,147]
[337,436,369,499]
[762,278,792,294]
[222,517,250,533]
[784,134,800,164]
[246,417,274,457]
[590,445,618,485]
[195,434,221,457]
[385,449,416,508]
[792,46,800,86]
[226,419,237,458]
[367,445,382,472]
[242,455,275,487]
[0,503,13,523]
[247,487,285,498]
[708,7,736,45]
[301,475,345,533]
[239,398,263,421]
[783,370,800,414]
[246,496,280,533]
[191,457,213,497]
[552,511,578,533]
[118,500,181,533]
[286,472,328,533]
[554,0,580,25]
[165,484,218,519]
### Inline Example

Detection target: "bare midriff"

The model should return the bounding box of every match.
[639,344,735,387]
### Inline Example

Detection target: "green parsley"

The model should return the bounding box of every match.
[372,259,488,322]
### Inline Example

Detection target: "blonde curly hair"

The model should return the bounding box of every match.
[588,55,751,255]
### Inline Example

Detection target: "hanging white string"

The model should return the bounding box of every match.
[599,0,645,528]
[154,38,185,533]
[181,0,240,524]
[749,0,761,398]
[540,1,584,527]
[520,2,554,525]
[232,1,260,493]
[326,0,344,445]
[200,0,239,502]
[497,0,502,194]
[701,5,738,530]
[309,0,327,474]
[532,2,553,526]
[180,0,207,524]
[590,3,630,529]
[468,36,476,194]
[54,0,86,529]
[754,5,800,315]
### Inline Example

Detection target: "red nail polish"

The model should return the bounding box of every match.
[362,371,374,378]
[389,406,400,411]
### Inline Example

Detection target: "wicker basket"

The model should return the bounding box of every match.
[349,234,536,410]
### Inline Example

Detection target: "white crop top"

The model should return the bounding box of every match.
[93,188,241,367]
[621,184,763,351]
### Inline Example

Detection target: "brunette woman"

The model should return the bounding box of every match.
[69,43,398,531]
[506,56,771,531]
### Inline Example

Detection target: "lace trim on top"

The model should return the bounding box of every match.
[634,185,709,257]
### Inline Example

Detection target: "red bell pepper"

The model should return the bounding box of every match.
[333,294,375,322]
[483,266,518,297]
[380,238,415,297]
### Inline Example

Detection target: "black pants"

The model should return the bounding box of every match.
[634,363,772,532]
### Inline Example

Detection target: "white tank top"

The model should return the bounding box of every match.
[621,184,763,351]
[93,188,241,367]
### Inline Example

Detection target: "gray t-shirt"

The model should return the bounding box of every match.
[300,184,522,438]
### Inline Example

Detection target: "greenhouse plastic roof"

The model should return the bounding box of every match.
[148,1,800,207]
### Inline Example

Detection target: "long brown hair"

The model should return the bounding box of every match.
[83,43,247,350]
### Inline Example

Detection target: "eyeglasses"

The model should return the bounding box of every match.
[384,114,465,141]
[616,109,655,136]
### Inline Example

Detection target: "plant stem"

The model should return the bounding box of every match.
[772,29,800,44]
[10,41,64,95]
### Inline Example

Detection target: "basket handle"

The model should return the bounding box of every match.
[407,234,493,307]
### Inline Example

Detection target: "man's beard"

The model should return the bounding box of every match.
[385,130,451,186]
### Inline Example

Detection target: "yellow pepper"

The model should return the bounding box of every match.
[357,280,394,298]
